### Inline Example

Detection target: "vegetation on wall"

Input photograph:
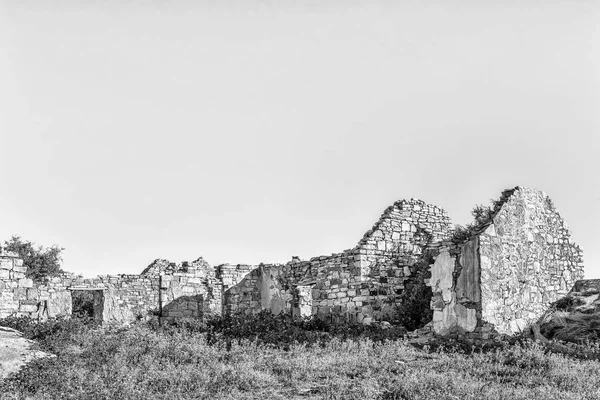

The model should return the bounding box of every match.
[159,310,408,347]
[451,188,517,243]
[3,235,64,281]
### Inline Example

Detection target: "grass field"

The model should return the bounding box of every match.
[1,317,599,400]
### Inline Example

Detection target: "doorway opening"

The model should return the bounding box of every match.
[71,289,105,322]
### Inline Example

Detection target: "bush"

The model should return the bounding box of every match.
[3,235,64,281]
[451,189,518,244]
[154,310,407,347]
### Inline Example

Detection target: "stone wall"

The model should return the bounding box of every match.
[0,249,33,318]
[0,252,221,323]
[221,199,453,324]
[142,257,222,322]
[1,186,587,339]
[428,186,585,338]
[479,187,584,334]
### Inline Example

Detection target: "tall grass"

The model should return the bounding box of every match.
[1,316,599,400]
[540,312,600,343]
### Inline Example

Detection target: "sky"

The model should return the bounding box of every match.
[0,1,598,279]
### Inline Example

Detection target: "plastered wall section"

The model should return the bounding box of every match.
[479,187,584,334]
[428,239,480,336]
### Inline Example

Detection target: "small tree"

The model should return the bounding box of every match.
[3,236,64,281]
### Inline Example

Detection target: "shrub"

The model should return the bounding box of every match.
[3,235,64,281]
[153,310,406,347]
[451,224,474,243]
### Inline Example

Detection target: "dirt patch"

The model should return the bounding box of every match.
[0,326,54,379]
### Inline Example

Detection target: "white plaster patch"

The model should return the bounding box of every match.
[455,303,477,332]
[430,249,454,294]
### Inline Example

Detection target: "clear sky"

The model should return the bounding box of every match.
[1,1,598,278]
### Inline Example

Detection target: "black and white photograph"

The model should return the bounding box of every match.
[1,1,599,399]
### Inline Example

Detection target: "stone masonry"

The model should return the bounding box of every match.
[222,199,453,323]
[427,187,585,338]
[0,186,587,339]
[1,253,221,323]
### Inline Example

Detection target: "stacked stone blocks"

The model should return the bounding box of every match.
[220,199,453,324]
[428,187,584,338]
[0,186,587,340]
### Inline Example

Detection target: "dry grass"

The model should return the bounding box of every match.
[537,290,600,344]
[1,322,599,400]
[540,312,600,343]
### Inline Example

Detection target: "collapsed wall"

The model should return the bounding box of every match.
[2,198,453,325]
[480,187,584,333]
[428,187,585,338]
[0,251,221,323]
[221,199,453,323]
[0,186,587,340]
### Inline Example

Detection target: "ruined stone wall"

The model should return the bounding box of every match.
[479,187,584,334]
[153,258,222,322]
[1,269,161,323]
[428,187,585,338]
[294,251,365,322]
[2,186,586,338]
[0,249,34,318]
[216,264,257,291]
[71,274,160,323]
[2,198,453,325]
[216,263,259,315]
[1,253,221,323]
[352,199,452,322]
[221,199,453,323]
[222,264,295,316]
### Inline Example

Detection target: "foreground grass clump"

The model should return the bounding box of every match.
[1,317,600,400]
[537,289,600,344]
